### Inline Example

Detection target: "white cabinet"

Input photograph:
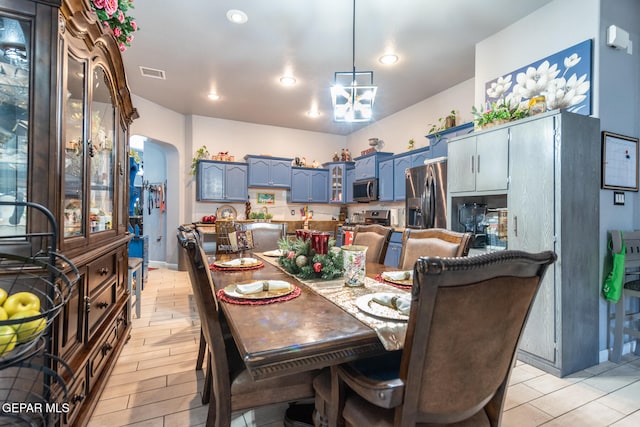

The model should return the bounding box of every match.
[448,128,509,194]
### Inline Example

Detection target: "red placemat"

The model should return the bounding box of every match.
[209,262,264,272]
[216,286,301,305]
[375,273,412,290]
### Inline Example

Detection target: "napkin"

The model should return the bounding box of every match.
[222,257,258,267]
[235,280,291,294]
[383,271,412,281]
[372,294,411,315]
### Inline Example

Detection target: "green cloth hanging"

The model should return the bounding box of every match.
[603,232,626,303]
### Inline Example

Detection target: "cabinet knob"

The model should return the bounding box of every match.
[96,301,109,309]
[99,267,109,276]
[71,394,85,403]
[101,343,113,356]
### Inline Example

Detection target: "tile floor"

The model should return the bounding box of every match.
[88,268,640,427]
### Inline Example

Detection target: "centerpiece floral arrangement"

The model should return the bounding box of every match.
[91,0,138,52]
[278,238,344,280]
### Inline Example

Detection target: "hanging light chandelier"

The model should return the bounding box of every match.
[330,0,377,122]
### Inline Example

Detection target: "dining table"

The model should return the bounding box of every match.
[208,251,412,381]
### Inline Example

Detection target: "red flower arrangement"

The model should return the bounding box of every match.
[91,0,138,52]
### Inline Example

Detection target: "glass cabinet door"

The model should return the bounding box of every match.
[63,55,86,238]
[89,66,115,233]
[0,16,30,236]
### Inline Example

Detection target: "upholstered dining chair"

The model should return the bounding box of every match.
[177,226,316,427]
[397,228,472,270]
[243,222,287,252]
[315,250,556,427]
[352,224,393,264]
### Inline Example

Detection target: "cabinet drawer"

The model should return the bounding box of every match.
[87,252,118,294]
[88,320,119,390]
[87,281,116,338]
[61,368,88,427]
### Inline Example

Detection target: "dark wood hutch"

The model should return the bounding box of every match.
[0,0,137,425]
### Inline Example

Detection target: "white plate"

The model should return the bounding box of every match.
[223,280,294,300]
[354,292,409,322]
[262,249,284,257]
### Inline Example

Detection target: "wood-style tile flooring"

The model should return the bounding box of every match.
[88,268,640,427]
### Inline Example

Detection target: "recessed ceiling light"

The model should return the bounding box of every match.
[208,92,220,101]
[279,75,297,87]
[226,9,248,24]
[378,54,399,65]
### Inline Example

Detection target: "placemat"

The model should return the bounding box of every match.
[217,286,301,305]
[209,262,264,272]
[375,273,412,290]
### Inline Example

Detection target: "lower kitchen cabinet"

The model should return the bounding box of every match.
[383,232,402,268]
[290,167,329,203]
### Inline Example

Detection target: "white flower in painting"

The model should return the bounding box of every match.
[564,53,581,69]
[486,75,512,99]
[512,60,561,99]
[545,73,590,110]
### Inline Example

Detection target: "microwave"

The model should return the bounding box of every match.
[353,178,378,202]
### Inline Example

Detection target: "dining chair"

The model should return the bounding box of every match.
[177,226,317,427]
[315,249,556,427]
[397,228,472,270]
[242,222,287,251]
[352,224,393,264]
[609,230,640,362]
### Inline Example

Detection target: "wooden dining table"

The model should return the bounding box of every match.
[209,252,406,381]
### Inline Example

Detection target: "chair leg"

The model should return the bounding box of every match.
[196,328,206,371]
[329,366,346,427]
[611,298,625,362]
[202,351,212,404]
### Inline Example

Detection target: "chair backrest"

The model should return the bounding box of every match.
[242,222,287,251]
[352,224,393,264]
[397,250,556,425]
[177,225,235,425]
[397,228,472,270]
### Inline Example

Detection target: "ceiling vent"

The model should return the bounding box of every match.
[139,66,166,80]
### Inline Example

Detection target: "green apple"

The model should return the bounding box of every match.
[0,306,7,321]
[0,325,17,357]
[10,310,46,344]
[3,291,41,317]
[0,288,7,306]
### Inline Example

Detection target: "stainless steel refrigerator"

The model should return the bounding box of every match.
[405,157,447,229]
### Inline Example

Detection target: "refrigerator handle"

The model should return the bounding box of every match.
[422,166,435,228]
[471,155,474,174]
[366,181,372,198]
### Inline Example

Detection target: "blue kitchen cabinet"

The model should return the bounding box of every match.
[393,154,411,201]
[353,152,394,180]
[345,166,355,203]
[245,155,292,188]
[410,147,431,167]
[325,161,355,203]
[378,158,394,201]
[290,167,329,203]
[196,160,248,202]
[424,122,474,159]
[383,232,403,268]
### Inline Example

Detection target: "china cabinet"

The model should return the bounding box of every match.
[0,0,137,425]
[325,161,354,204]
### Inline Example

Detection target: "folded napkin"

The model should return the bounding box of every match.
[235,280,291,294]
[222,257,258,267]
[372,294,411,315]
[383,271,412,281]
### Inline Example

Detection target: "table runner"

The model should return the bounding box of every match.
[256,253,408,350]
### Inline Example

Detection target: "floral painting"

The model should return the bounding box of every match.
[484,39,592,115]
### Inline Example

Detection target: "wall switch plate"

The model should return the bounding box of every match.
[614,191,625,205]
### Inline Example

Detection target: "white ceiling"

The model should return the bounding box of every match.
[122,0,553,136]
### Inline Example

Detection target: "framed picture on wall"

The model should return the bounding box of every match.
[602,131,639,191]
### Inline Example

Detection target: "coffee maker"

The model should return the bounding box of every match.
[458,203,487,248]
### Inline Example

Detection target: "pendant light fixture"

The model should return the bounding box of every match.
[330,0,377,122]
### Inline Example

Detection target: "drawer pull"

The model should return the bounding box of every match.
[98,267,109,276]
[96,301,109,309]
[71,394,85,403]
[101,343,113,356]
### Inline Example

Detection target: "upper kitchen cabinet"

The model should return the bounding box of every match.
[325,161,354,204]
[245,155,292,188]
[378,158,394,201]
[345,166,355,204]
[424,122,474,159]
[353,152,393,180]
[197,160,248,202]
[448,127,509,194]
[290,167,329,203]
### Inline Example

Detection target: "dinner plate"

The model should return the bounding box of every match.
[216,204,237,220]
[223,280,294,300]
[354,292,409,321]
[381,271,413,286]
[262,249,284,257]
[213,258,262,268]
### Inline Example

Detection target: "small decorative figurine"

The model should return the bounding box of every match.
[333,152,340,162]
[312,159,319,168]
[300,157,307,167]
[341,149,346,161]
[345,148,351,161]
